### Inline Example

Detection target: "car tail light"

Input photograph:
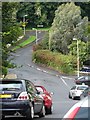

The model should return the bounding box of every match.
[17,92,29,100]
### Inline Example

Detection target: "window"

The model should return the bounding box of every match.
[26,80,37,94]
[0,81,23,91]
[71,86,76,90]
[36,87,43,94]
[75,107,90,119]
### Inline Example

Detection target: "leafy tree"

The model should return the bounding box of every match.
[17,2,61,28]
[68,40,88,67]
[2,2,22,76]
[49,2,88,54]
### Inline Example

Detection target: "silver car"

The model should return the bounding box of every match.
[69,84,88,100]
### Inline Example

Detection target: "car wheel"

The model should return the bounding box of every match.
[72,95,75,100]
[2,115,5,119]
[26,106,34,119]
[39,104,45,117]
[69,93,72,99]
[46,105,53,114]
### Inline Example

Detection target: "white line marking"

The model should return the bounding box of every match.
[61,77,70,89]
[62,76,73,80]
[37,68,41,71]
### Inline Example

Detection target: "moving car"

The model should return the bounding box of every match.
[75,75,90,86]
[35,85,53,114]
[0,78,45,119]
[63,96,90,119]
[69,84,88,100]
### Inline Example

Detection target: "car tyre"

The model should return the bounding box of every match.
[2,115,5,119]
[72,96,75,100]
[69,93,72,99]
[39,104,45,117]
[26,106,34,119]
[46,105,53,114]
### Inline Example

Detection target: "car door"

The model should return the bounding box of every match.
[26,81,43,113]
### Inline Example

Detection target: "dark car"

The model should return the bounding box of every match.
[0,78,45,119]
[80,67,90,73]
[35,85,53,114]
[75,75,90,86]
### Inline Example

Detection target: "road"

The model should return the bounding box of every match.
[7,31,79,119]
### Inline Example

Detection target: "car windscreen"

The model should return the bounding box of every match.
[0,81,23,91]
[75,107,90,119]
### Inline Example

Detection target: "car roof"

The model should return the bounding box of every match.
[0,78,32,83]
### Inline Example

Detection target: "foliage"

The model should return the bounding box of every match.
[32,50,77,74]
[12,36,36,51]
[16,2,90,28]
[49,2,88,54]
[2,2,22,76]
[17,2,62,28]
[68,40,89,67]
[33,32,49,51]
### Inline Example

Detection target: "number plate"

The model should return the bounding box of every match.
[0,94,12,98]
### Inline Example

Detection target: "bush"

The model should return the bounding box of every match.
[32,50,77,74]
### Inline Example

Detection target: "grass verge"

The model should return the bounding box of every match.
[12,36,36,51]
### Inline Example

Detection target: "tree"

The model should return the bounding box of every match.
[16,2,61,28]
[68,40,88,67]
[49,2,88,54]
[2,2,22,76]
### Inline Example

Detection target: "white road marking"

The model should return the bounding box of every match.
[37,68,41,71]
[61,77,70,89]
[62,76,73,80]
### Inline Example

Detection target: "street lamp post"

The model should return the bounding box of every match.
[23,14,27,35]
[73,38,79,77]
[32,28,38,44]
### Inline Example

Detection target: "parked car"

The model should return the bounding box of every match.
[80,67,90,73]
[35,85,53,114]
[0,78,45,119]
[69,84,88,100]
[63,96,90,119]
[75,75,90,86]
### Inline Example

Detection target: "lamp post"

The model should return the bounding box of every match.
[73,38,79,77]
[23,14,27,35]
[32,28,38,44]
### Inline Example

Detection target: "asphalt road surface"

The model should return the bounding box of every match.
[6,31,79,120]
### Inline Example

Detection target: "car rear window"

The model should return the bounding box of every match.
[0,81,23,91]
[75,107,90,119]
[77,86,88,90]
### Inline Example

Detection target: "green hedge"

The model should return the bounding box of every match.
[32,50,77,74]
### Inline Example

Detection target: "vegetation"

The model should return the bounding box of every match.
[12,36,36,51]
[17,2,90,28]
[32,2,90,74]
[32,50,77,74]
[49,2,88,54]
[2,2,22,76]
[1,2,90,76]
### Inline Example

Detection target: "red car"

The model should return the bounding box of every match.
[35,85,53,114]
